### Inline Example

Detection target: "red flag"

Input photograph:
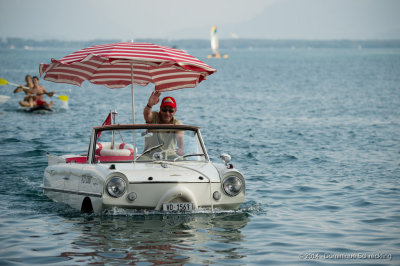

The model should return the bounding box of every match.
[102,113,112,126]
[97,113,111,138]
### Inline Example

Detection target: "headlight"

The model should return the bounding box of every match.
[106,176,126,198]
[222,175,243,196]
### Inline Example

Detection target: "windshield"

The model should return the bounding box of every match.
[93,127,206,163]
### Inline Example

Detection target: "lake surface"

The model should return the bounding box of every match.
[0,44,399,265]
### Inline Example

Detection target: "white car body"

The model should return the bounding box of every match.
[43,124,245,213]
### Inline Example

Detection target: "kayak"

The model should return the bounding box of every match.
[24,105,53,113]
[0,95,10,104]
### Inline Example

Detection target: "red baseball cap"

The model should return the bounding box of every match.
[161,96,176,108]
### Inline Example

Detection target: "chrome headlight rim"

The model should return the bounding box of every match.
[222,174,244,197]
[106,175,127,198]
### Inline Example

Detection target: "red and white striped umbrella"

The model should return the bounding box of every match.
[39,42,216,122]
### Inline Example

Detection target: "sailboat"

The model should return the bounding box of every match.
[207,26,228,59]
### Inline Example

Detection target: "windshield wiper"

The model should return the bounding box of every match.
[136,144,163,160]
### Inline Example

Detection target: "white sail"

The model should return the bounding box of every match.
[210,26,219,56]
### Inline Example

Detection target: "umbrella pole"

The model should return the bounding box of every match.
[131,64,137,162]
[131,64,135,124]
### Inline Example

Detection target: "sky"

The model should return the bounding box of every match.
[0,0,399,41]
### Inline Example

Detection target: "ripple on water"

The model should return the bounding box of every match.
[14,149,46,157]
[294,185,320,193]
[361,217,390,224]
[0,137,21,144]
[310,157,330,164]
[270,154,298,164]
[352,198,373,207]
[246,152,256,158]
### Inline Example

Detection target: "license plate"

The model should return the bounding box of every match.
[163,202,193,212]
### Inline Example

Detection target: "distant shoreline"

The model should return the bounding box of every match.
[1,38,400,50]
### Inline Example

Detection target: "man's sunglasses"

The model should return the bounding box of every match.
[161,107,175,113]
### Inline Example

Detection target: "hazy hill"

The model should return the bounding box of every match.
[2,38,399,50]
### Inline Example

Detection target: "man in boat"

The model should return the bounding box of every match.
[13,75,34,107]
[143,91,184,157]
[25,76,55,108]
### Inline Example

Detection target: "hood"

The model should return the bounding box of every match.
[111,161,221,183]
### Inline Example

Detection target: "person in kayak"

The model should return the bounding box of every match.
[13,75,34,107]
[26,76,55,108]
[143,91,184,157]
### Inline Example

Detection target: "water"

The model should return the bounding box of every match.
[1,45,400,265]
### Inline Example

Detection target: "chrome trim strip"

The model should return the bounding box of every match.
[42,186,102,198]
[128,181,220,184]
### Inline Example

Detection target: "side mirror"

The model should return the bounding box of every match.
[220,153,231,166]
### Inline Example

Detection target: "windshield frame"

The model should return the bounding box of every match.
[88,124,209,164]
